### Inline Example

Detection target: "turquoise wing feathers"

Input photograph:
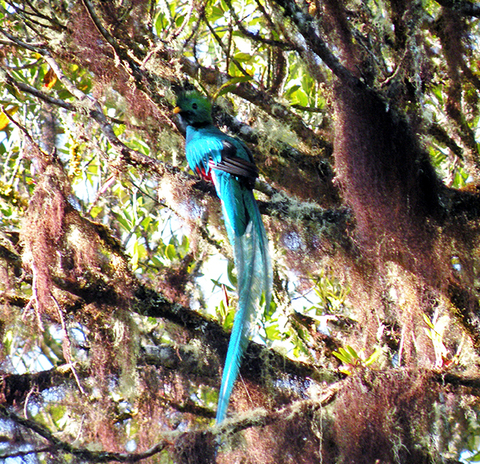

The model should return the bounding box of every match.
[174,92,272,423]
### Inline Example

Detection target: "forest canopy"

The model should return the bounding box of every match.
[3,0,480,463]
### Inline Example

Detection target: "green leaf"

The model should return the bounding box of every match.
[90,206,103,219]
[263,297,277,319]
[423,313,434,329]
[234,52,253,62]
[214,76,253,99]
[114,212,131,231]
[154,12,167,35]
[226,260,237,287]
[141,216,152,229]
[219,0,229,13]
[294,88,308,107]
[467,450,480,462]
[132,241,146,268]
[176,15,185,27]
[365,347,383,367]
[265,323,280,341]
[164,243,176,261]
[150,256,164,268]
[345,345,359,360]
[332,350,351,365]
[285,84,300,96]
[177,235,189,257]
[223,306,236,330]
[50,404,67,425]
[3,330,14,352]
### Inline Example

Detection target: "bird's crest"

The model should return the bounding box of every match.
[175,91,213,125]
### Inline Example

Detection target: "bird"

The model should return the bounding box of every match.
[174,91,272,424]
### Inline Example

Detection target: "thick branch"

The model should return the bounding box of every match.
[0,404,169,462]
[178,56,328,150]
[0,368,73,406]
[133,284,333,387]
[0,66,342,222]
[270,0,360,87]
[435,0,480,17]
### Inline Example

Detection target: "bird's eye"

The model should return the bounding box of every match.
[192,103,198,109]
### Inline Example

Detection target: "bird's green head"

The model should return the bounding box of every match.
[174,91,213,127]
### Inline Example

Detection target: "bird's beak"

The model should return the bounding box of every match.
[173,106,181,114]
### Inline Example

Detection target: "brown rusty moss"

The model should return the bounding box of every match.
[333,369,438,463]
[92,0,152,44]
[333,83,443,282]
[61,1,173,139]
[264,69,480,377]
[156,253,196,307]
[436,9,468,120]
[263,151,339,207]
[18,156,139,437]
[172,431,216,464]
[155,170,221,304]
[20,156,133,317]
[217,407,322,464]
[329,78,480,355]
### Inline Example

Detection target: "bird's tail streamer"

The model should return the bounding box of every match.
[216,190,272,424]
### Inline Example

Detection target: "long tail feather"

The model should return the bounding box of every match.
[216,187,272,424]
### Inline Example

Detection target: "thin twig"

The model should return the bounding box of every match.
[42,52,95,105]
[27,263,45,332]
[52,296,86,396]
[224,0,298,51]
[1,104,48,161]
[204,17,252,79]
[171,0,195,40]
[0,25,46,52]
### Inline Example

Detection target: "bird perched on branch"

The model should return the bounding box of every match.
[174,91,272,424]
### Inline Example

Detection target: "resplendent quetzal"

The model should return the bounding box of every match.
[174,91,272,423]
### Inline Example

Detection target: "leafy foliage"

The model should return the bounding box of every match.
[1,0,480,463]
